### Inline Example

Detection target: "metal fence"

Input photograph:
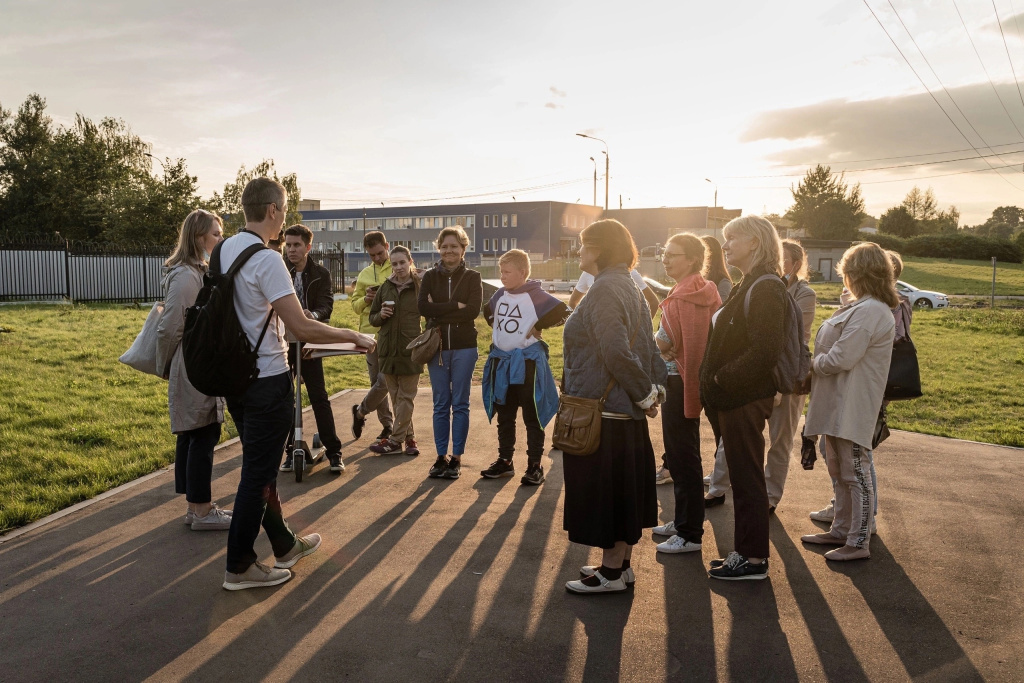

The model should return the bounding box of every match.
[0,235,347,302]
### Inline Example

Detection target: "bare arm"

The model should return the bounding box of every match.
[272,293,376,350]
[568,289,584,309]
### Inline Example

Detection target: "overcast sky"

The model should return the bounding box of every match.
[6,0,1024,223]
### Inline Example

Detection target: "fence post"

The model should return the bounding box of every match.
[991,257,997,309]
[341,250,346,293]
[64,241,72,301]
[141,254,148,301]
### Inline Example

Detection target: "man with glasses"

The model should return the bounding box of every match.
[349,230,395,444]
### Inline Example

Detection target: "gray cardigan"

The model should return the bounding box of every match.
[562,265,667,419]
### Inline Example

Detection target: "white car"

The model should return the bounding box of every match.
[897,280,949,309]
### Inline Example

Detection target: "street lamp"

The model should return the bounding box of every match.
[144,152,168,177]
[576,133,609,210]
[589,157,597,207]
[705,178,717,208]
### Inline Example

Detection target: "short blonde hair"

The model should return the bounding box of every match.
[723,215,783,277]
[838,242,899,308]
[580,219,639,271]
[241,177,286,222]
[498,249,531,277]
[165,209,222,269]
[435,225,470,251]
[781,239,809,282]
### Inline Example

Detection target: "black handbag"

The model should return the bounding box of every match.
[884,306,922,401]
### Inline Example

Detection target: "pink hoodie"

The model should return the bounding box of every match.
[659,272,722,418]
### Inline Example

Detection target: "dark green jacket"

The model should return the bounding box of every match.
[368,277,423,376]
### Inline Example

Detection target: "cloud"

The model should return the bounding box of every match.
[549,86,567,98]
[544,102,563,109]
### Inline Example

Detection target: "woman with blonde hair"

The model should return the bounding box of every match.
[156,209,231,530]
[698,215,787,580]
[802,242,896,561]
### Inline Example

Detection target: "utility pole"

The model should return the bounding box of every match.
[576,133,610,210]
[590,157,597,207]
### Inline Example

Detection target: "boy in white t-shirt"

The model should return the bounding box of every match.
[569,267,660,317]
[221,178,376,592]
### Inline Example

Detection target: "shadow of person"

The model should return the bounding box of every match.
[657,547,717,679]
[566,588,635,683]
[710,577,799,681]
[830,536,985,682]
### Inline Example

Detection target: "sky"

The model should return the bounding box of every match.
[6,0,1024,224]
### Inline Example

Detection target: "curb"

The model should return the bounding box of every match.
[0,389,356,545]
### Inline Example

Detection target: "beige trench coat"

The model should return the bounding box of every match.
[804,296,895,449]
[156,265,224,434]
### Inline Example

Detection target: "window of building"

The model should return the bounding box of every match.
[502,238,508,251]
[483,238,490,251]
[561,214,568,228]
[510,238,517,250]
[502,214,508,227]
[465,215,476,229]
[511,214,517,228]
[484,214,490,228]
[492,215,498,229]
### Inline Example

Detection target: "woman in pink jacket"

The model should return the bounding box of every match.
[651,233,722,554]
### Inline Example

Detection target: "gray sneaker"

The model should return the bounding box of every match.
[274,533,322,569]
[185,507,194,525]
[191,507,232,531]
[223,561,292,591]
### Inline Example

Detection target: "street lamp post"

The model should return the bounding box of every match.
[589,157,597,207]
[576,133,609,210]
[705,178,717,208]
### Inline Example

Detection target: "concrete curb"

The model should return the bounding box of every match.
[0,388,355,545]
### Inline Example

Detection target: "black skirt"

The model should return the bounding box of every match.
[562,417,658,549]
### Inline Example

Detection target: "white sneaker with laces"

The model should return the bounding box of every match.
[655,466,673,485]
[652,520,677,536]
[809,502,835,523]
[223,561,292,590]
[191,507,232,531]
[656,535,702,554]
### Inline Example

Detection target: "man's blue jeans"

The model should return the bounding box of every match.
[427,347,478,456]
[225,372,297,574]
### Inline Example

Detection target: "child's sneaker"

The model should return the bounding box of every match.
[404,438,419,456]
[369,438,403,454]
[521,463,545,485]
[481,457,514,479]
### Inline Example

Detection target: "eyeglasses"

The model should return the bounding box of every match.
[661,251,689,260]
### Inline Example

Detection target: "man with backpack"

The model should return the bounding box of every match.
[213,178,376,591]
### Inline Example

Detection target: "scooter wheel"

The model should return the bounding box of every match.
[294,449,305,482]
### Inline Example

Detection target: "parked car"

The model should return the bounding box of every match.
[897,280,949,309]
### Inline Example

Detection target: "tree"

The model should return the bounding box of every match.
[878,205,918,238]
[787,165,865,240]
[209,159,302,234]
[989,206,1023,229]
[901,186,937,221]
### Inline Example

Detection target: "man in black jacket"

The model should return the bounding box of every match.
[281,225,344,472]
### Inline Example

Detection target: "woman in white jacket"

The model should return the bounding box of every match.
[802,243,897,561]
[156,209,230,531]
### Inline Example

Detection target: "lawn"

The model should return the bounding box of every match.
[0,301,1018,533]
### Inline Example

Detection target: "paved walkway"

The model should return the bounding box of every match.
[1,388,1020,682]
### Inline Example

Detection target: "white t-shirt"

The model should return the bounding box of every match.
[575,269,647,293]
[218,232,293,378]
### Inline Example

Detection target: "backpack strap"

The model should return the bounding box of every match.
[743,274,781,318]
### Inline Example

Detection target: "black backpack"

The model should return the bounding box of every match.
[182,239,274,397]
[743,274,812,394]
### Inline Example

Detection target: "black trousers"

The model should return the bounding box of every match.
[495,360,545,465]
[225,373,297,573]
[718,396,774,559]
[661,376,704,542]
[287,349,341,454]
[174,421,221,504]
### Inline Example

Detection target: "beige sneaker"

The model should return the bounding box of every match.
[223,561,292,591]
[191,507,232,531]
[274,533,322,569]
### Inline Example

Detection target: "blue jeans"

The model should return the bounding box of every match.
[174,421,221,504]
[427,347,478,456]
[224,372,298,574]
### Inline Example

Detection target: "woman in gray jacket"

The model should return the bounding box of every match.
[156,209,231,531]
[802,242,897,561]
[562,220,667,595]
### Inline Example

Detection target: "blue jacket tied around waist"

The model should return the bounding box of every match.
[482,341,559,427]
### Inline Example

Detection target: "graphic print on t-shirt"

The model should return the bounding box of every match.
[496,302,523,335]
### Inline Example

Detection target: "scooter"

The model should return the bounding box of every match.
[290,340,326,482]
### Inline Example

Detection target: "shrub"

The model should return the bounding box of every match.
[905,234,1022,263]
[858,231,907,252]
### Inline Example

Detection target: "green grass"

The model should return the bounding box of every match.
[1,301,1018,533]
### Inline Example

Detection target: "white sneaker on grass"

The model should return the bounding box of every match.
[656,535,702,554]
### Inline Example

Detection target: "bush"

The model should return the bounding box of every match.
[857,231,1021,262]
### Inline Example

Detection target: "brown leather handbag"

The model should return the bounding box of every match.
[552,325,639,456]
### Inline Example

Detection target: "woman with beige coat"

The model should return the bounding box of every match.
[156,209,231,531]
[802,242,897,561]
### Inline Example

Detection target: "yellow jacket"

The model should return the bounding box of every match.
[351,260,393,334]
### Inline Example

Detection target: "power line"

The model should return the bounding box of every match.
[991,0,1024,121]
[751,139,1024,167]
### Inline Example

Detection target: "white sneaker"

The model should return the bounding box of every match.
[656,535,703,554]
[652,520,677,536]
[809,503,835,523]
[566,570,627,594]
[655,466,673,485]
[223,561,292,591]
[191,507,232,531]
[703,474,711,486]
[581,565,635,585]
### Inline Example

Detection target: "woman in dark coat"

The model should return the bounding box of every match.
[561,219,667,595]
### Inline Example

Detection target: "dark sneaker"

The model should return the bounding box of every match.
[369,438,403,454]
[428,456,449,478]
[328,452,345,473]
[481,457,515,479]
[223,561,291,591]
[708,552,768,581]
[521,464,545,485]
[279,455,293,472]
[274,533,322,569]
[351,405,365,439]
[376,426,393,441]
[404,438,419,456]
[442,457,462,480]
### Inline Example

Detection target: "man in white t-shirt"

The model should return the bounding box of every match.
[568,268,660,318]
[221,178,376,592]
